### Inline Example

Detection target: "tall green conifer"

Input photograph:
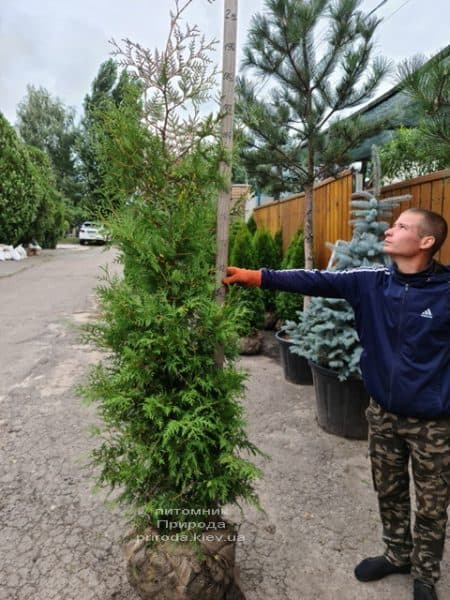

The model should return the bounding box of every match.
[79,2,261,535]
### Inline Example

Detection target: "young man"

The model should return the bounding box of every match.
[223,208,449,600]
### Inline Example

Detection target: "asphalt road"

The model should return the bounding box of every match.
[0,246,138,600]
[1,246,449,600]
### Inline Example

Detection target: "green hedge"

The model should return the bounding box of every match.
[0,113,39,244]
[0,112,68,247]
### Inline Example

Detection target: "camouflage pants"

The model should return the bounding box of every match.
[366,399,450,584]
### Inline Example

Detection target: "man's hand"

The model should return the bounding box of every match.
[222,267,262,287]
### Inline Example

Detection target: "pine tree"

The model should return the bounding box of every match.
[397,49,450,167]
[287,151,410,380]
[237,0,390,278]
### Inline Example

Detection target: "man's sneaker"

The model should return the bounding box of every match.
[413,580,438,600]
[354,555,411,582]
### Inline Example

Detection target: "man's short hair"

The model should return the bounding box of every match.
[405,207,448,255]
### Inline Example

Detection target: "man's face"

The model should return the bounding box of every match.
[383,211,431,258]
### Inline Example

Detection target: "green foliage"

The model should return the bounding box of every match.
[253,228,278,269]
[80,138,262,531]
[90,84,149,213]
[273,229,283,269]
[398,52,450,167]
[237,0,390,191]
[253,228,279,314]
[79,5,261,533]
[78,60,144,218]
[16,85,81,206]
[246,215,257,236]
[229,222,265,332]
[287,162,409,380]
[275,230,305,322]
[0,113,39,244]
[282,230,305,270]
[228,219,244,263]
[25,146,69,248]
[230,222,256,268]
[231,128,250,184]
[379,127,447,181]
[0,113,67,247]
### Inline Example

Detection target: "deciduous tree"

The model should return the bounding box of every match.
[379,127,447,182]
[16,85,80,205]
[78,59,143,217]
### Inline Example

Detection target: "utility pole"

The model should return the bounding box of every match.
[215,0,238,302]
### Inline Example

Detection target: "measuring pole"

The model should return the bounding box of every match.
[215,0,238,304]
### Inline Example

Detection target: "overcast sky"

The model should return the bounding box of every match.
[1,0,448,125]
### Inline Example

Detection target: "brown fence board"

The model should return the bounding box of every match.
[252,169,450,268]
[440,177,450,263]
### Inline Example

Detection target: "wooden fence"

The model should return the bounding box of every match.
[252,169,450,268]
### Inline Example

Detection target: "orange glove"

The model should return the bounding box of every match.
[222,266,262,287]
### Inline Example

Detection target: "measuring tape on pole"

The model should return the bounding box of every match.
[215,0,238,303]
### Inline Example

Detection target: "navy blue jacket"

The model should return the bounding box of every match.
[262,262,450,419]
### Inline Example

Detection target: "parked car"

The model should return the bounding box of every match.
[78,222,109,245]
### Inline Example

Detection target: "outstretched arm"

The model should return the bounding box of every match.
[223,266,363,302]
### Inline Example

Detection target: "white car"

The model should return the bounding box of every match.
[79,222,109,245]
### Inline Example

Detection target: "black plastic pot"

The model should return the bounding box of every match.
[275,331,313,385]
[309,361,370,439]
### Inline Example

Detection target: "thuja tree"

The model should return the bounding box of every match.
[83,142,261,531]
[246,215,257,236]
[237,0,390,275]
[229,221,265,333]
[80,0,261,539]
[287,153,410,380]
[273,229,283,269]
[275,230,305,323]
[253,228,279,316]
